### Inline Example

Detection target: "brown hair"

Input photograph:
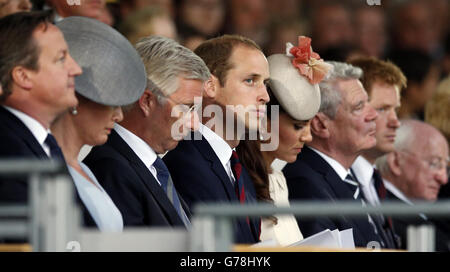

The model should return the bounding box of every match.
[347,56,407,97]
[0,11,53,101]
[236,139,271,202]
[236,86,285,203]
[194,34,261,86]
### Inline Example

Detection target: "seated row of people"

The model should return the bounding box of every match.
[0,11,448,251]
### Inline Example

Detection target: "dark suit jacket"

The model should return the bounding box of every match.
[386,190,450,251]
[0,106,49,202]
[83,129,190,227]
[0,106,96,228]
[283,146,384,248]
[163,131,261,244]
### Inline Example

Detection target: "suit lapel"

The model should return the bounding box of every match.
[0,106,48,159]
[302,146,380,243]
[192,132,238,201]
[107,130,184,225]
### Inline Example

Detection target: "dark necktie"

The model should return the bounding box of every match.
[343,173,360,200]
[153,157,190,227]
[44,133,65,161]
[230,151,246,203]
[345,171,390,247]
[373,169,387,200]
[373,168,399,248]
[230,151,261,240]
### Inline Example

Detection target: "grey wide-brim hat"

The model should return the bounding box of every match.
[267,54,321,121]
[56,16,146,106]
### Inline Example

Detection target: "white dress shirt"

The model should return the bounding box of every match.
[309,147,381,235]
[199,124,235,183]
[383,179,428,220]
[114,123,160,185]
[69,162,123,232]
[352,156,381,206]
[3,106,51,156]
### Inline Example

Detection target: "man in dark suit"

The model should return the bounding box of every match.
[163,35,270,244]
[377,120,450,251]
[283,61,387,248]
[84,36,211,228]
[0,11,82,202]
[348,56,407,249]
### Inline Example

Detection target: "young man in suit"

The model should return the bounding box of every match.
[283,61,387,248]
[163,35,270,244]
[349,56,407,249]
[84,36,211,228]
[0,11,82,202]
[377,120,449,251]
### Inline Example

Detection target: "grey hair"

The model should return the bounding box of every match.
[134,35,211,104]
[318,61,363,119]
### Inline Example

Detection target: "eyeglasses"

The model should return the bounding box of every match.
[400,151,450,174]
[166,97,200,119]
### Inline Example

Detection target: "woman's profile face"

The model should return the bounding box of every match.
[74,97,123,146]
[267,112,312,163]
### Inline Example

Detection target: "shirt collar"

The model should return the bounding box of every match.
[199,123,233,167]
[114,123,157,168]
[351,156,375,187]
[383,179,414,205]
[3,106,49,147]
[309,146,349,181]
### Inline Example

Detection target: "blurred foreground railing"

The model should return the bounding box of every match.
[0,159,449,252]
[193,201,450,252]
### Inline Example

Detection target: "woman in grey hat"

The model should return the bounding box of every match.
[51,17,147,231]
[237,36,331,246]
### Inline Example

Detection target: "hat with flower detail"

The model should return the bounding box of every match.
[268,36,332,121]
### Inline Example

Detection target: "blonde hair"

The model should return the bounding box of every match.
[425,76,450,143]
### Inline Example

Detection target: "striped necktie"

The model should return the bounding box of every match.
[230,151,261,240]
[373,168,399,248]
[230,151,246,203]
[153,157,191,228]
[343,172,360,200]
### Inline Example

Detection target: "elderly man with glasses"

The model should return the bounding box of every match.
[376,119,450,251]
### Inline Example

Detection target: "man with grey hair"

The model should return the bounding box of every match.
[283,61,387,248]
[84,36,211,227]
[376,120,449,251]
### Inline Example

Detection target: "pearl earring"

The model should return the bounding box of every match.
[70,107,78,115]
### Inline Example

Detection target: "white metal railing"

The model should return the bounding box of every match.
[193,201,450,252]
[1,159,449,252]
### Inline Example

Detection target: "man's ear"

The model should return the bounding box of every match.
[138,90,157,117]
[310,112,330,139]
[203,75,219,99]
[11,66,33,90]
[387,151,402,177]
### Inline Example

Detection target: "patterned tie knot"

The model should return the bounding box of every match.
[230,151,246,203]
[230,151,242,181]
[344,173,360,200]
